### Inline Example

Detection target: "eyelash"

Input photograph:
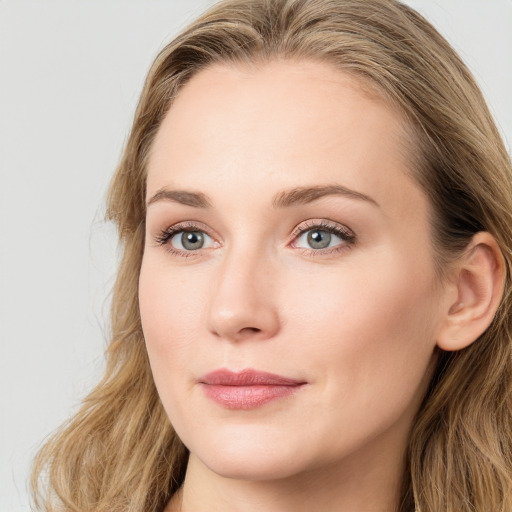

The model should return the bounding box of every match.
[154,220,356,258]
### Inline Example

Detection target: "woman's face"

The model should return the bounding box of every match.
[140,60,448,481]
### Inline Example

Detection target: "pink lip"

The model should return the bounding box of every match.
[199,369,306,409]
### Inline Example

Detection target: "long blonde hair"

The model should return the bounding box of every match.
[32,1,512,511]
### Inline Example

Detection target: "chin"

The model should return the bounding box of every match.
[184,427,313,481]
[202,452,307,482]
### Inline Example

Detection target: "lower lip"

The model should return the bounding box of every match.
[201,384,304,409]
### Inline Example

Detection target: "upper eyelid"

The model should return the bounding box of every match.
[290,219,354,237]
[164,220,217,237]
[158,219,352,236]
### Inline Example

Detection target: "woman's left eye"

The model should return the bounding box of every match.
[293,223,355,252]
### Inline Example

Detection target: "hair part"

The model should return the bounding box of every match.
[32,1,512,511]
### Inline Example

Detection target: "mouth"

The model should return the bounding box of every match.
[198,368,307,410]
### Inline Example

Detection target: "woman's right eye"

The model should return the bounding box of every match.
[170,230,215,251]
[154,223,217,255]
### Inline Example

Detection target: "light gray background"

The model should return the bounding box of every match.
[1,1,511,510]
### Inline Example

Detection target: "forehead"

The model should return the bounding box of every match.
[147,59,422,217]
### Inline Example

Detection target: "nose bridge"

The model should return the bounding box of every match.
[207,238,279,342]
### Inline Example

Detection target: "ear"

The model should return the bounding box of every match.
[437,232,506,351]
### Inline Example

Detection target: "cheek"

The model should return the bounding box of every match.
[282,251,439,407]
[285,251,437,342]
[138,259,202,374]
[138,257,212,440]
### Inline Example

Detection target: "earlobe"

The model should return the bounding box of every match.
[437,232,506,352]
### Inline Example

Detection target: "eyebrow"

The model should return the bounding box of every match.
[146,184,379,209]
[147,189,212,208]
[272,184,378,209]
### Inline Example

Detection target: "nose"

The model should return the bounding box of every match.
[207,245,280,343]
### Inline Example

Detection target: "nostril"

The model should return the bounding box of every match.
[233,327,263,340]
[243,327,261,334]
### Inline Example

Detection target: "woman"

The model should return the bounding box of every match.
[32,0,512,511]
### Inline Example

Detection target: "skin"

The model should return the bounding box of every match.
[139,59,455,512]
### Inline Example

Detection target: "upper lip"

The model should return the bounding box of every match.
[199,368,305,386]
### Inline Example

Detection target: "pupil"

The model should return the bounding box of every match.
[308,230,331,249]
[182,231,204,250]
